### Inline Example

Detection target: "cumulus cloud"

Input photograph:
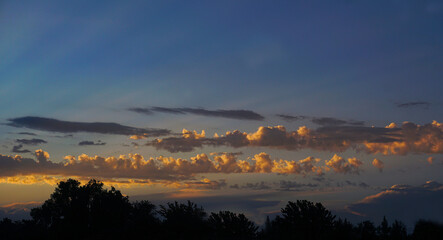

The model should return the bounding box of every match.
[324,154,363,174]
[16,138,47,145]
[346,181,443,228]
[148,121,443,155]
[0,151,358,185]
[372,158,384,172]
[129,107,265,120]
[8,116,170,136]
[78,140,106,146]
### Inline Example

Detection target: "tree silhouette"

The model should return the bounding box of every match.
[30,179,131,239]
[378,216,391,240]
[267,200,336,240]
[390,220,407,240]
[208,211,257,240]
[1,178,442,240]
[411,220,443,240]
[158,201,208,240]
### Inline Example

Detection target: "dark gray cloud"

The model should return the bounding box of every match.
[312,117,365,126]
[78,140,106,146]
[17,132,37,136]
[276,114,307,121]
[279,180,318,191]
[129,107,264,120]
[397,101,431,109]
[12,144,31,153]
[346,181,443,230]
[16,138,47,145]
[7,116,170,137]
[230,181,272,190]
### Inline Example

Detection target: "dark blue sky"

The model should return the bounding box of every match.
[0,0,442,226]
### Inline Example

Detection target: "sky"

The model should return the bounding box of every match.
[1,0,443,228]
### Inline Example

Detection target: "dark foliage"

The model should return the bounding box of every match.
[0,179,442,240]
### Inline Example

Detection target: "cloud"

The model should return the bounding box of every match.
[11,144,31,153]
[129,107,265,120]
[372,158,384,172]
[78,140,106,146]
[0,201,41,221]
[230,181,272,190]
[312,117,364,126]
[276,114,307,121]
[16,138,47,145]
[324,154,362,174]
[148,121,443,155]
[7,116,170,137]
[397,101,431,109]
[278,180,318,191]
[346,181,443,229]
[0,151,357,185]
[17,132,37,136]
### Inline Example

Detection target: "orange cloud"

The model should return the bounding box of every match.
[147,121,443,156]
[372,159,384,172]
[0,150,361,185]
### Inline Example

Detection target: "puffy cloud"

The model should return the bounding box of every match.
[346,181,443,228]
[129,107,265,120]
[363,121,443,155]
[8,116,170,136]
[372,158,384,172]
[325,154,362,174]
[148,121,443,155]
[0,151,356,185]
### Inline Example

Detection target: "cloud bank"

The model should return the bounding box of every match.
[0,150,362,185]
[346,181,443,228]
[8,116,170,136]
[129,107,265,120]
[147,121,443,155]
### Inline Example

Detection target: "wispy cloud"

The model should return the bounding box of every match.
[129,107,265,120]
[16,138,47,145]
[7,116,170,137]
[396,101,431,109]
[78,140,106,146]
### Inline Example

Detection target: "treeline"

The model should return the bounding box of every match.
[0,179,442,240]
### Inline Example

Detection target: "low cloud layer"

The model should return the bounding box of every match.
[346,181,443,228]
[147,121,443,155]
[0,150,362,185]
[129,107,265,120]
[7,116,170,137]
